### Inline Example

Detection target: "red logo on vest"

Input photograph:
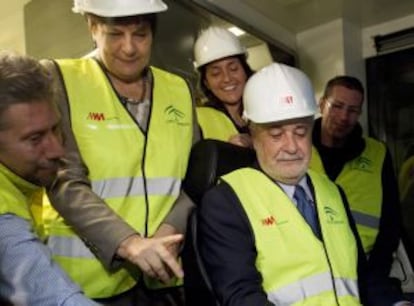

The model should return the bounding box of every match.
[283,96,293,104]
[87,112,105,121]
[261,215,276,226]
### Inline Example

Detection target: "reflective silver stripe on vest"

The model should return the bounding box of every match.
[335,277,359,298]
[48,177,181,258]
[48,236,95,258]
[267,272,358,305]
[351,210,380,229]
[91,176,181,199]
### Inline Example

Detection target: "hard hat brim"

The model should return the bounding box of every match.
[73,3,167,17]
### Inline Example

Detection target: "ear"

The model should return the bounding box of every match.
[319,97,326,113]
[87,18,99,41]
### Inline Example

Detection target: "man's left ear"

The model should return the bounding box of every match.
[319,98,326,113]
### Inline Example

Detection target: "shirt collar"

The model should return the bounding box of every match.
[278,176,314,203]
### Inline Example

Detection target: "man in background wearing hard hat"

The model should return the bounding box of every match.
[193,26,254,147]
[197,63,367,305]
[0,51,97,306]
[42,0,198,305]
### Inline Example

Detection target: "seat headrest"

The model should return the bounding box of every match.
[183,139,256,204]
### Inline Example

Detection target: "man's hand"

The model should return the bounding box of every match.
[116,233,183,283]
[153,223,182,257]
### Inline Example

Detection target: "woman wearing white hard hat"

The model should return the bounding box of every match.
[194,26,254,147]
[43,0,197,305]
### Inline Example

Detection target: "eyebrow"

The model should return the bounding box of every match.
[329,99,361,108]
[21,118,61,140]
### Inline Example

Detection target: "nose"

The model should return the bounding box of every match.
[44,133,64,160]
[337,107,350,122]
[284,134,298,153]
[221,69,231,83]
[122,33,137,56]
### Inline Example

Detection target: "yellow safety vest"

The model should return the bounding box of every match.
[196,106,238,141]
[222,168,360,305]
[47,59,193,298]
[310,137,385,253]
[399,155,414,202]
[0,163,50,244]
[0,163,41,227]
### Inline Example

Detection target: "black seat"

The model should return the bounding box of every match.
[183,139,256,203]
[182,139,256,306]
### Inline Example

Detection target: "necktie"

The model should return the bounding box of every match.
[293,185,320,238]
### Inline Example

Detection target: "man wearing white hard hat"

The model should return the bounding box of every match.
[42,0,198,305]
[197,63,368,305]
[194,26,254,147]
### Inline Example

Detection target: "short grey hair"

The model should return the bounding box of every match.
[0,51,53,129]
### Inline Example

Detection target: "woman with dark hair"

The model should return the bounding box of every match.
[194,26,254,147]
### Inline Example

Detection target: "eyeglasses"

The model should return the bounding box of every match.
[326,99,361,116]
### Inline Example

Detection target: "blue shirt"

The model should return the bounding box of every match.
[0,214,98,306]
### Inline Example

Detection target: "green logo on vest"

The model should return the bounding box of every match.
[351,156,373,173]
[324,206,344,224]
[164,105,188,125]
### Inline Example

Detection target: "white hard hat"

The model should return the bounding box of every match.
[193,26,246,69]
[72,0,167,17]
[243,63,317,123]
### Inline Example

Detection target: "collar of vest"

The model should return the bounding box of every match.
[0,163,41,196]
